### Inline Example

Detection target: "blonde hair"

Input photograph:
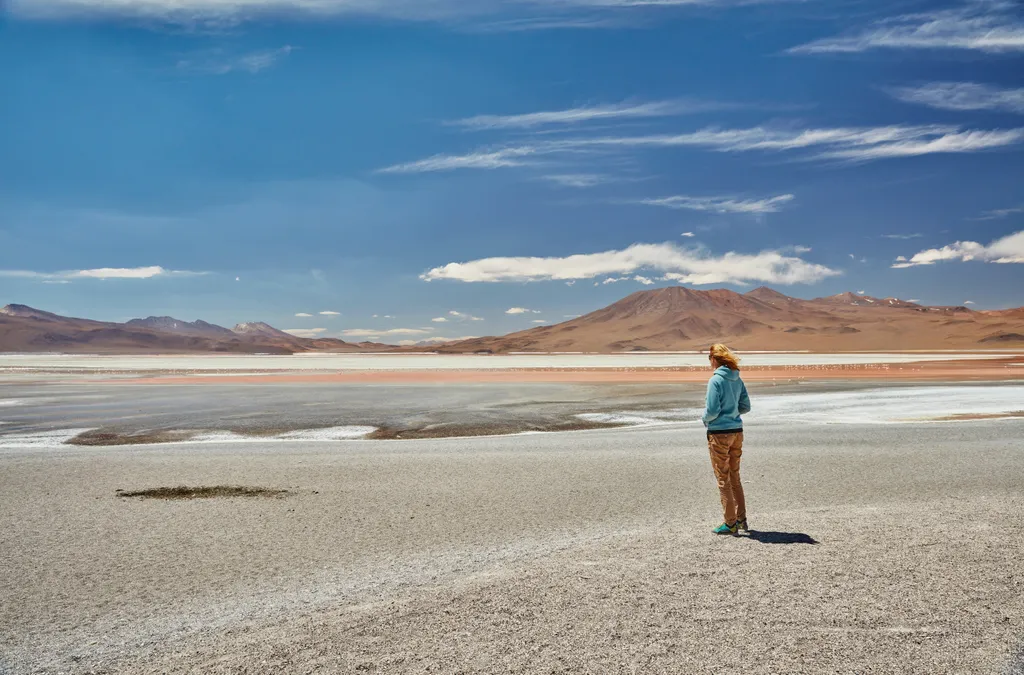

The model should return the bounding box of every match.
[709,343,740,371]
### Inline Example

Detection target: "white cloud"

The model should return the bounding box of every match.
[881,233,923,240]
[681,232,695,237]
[789,2,1024,54]
[380,124,1024,173]
[542,174,613,188]
[451,100,703,131]
[0,265,207,280]
[892,230,1024,268]
[602,277,626,284]
[964,300,976,304]
[634,275,655,285]
[177,46,294,75]
[431,317,448,322]
[397,335,480,346]
[531,319,548,324]
[319,310,341,316]
[977,205,1024,220]
[565,280,576,286]
[295,312,313,317]
[857,290,866,295]
[638,193,794,214]
[378,148,538,174]
[889,82,1024,114]
[372,314,397,319]
[908,299,921,303]
[342,327,434,337]
[506,307,541,314]
[283,327,327,338]
[10,0,794,24]
[424,242,840,286]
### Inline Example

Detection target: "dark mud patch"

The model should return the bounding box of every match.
[69,429,201,446]
[930,411,1024,422]
[366,419,625,440]
[116,485,289,500]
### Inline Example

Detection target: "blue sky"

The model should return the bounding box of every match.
[1,0,1022,343]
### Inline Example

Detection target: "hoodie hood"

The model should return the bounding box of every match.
[714,365,740,381]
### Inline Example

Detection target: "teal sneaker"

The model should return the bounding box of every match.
[736,518,749,533]
[713,522,738,535]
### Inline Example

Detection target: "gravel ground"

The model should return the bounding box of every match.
[1,420,1022,674]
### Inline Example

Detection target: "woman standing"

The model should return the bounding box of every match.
[701,344,751,535]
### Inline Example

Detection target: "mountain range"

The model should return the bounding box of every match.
[0,304,385,354]
[2,286,1023,354]
[438,287,1024,353]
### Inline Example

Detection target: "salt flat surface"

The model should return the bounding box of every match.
[2,385,1020,450]
[587,385,1024,427]
[0,351,1016,372]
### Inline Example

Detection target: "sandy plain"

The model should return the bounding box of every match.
[1,353,1023,674]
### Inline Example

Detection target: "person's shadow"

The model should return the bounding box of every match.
[743,530,818,545]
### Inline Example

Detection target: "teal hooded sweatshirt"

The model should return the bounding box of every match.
[701,366,751,432]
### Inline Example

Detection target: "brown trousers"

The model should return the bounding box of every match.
[707,431,746,524]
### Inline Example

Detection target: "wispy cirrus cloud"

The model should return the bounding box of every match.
[892,229,1024,268]
[789,1,1024,54]
[0,266,207,280]
[796,2,1024,54]
[888,82,1024,114]
[638,193,794,214]
[975,205,1024,220]
[422,242,840,286]
[450,100,723,131]
[880,233,923,240]
[9,0,796,26]
[378,124,1024,172]
[377,147,539,173]
[541,174,615,188]
[177,46,295,75]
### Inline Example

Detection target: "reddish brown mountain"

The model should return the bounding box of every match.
[0,305,382,354]
[437,286,1024,353]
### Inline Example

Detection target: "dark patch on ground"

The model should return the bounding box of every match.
[366,419,626,440]
[115,485,289,500]
[69,429,200,446]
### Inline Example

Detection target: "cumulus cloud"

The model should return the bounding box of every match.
[423,242,840,286]
[634,275,655,285]
[319,310,341,316]
[380,124,1024,172]
[889,82,1024,114]
[892,230,1024,268]
[283,327,328,338]
[294,312,313,317]
[789,2,1024,54]
[506,307,541,314]
[449,310,484,321]
[431,317,448,322]
[638,194,794,214]
[0,265,206,280]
